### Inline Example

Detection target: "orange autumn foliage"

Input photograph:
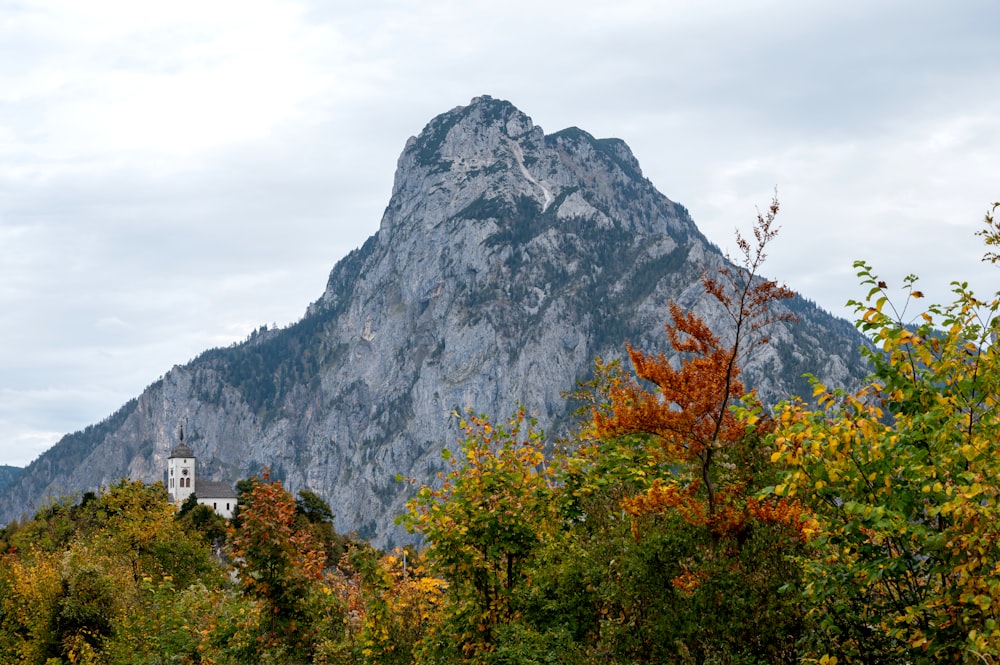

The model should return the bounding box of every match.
[671,569,710,597]
[621,478,707,526]
[745,497,818,543]
[595,303,748,464]
[592,196,800,538]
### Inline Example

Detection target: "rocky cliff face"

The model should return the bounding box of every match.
[0,96,868,546]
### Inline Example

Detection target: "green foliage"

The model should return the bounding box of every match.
[298,489,336,524]
[0,480,227,664]
[293,488,349,568]
[177,491,200,516]
[771,258,1000,661]
[8,496,82,553]
[400,407,558,662]
[176,500,229,552]
[0,475,361,664]
[52,555,118,655]
[533,429,812,664]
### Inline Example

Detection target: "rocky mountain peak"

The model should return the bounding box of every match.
[0,96,871,547]
[383,96,544,238]
[380,96,673,245]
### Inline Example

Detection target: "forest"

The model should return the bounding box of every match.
[2,199,1000,664]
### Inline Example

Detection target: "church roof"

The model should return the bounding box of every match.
[196,479,238,499]
[169,442,194,459]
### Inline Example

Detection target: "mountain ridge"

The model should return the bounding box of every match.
[1,96,869,545]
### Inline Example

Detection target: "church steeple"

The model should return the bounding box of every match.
[168,426,195,505]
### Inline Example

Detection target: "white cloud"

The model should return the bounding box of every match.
[1,0,351,168]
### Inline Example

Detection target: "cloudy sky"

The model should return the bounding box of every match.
[2,0,998,467]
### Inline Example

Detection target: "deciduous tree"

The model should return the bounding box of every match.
[228,470,327,656]
[771,247,1000,661]
[592,196,801,536]
[565,197,818,661]
[400,408,557,662]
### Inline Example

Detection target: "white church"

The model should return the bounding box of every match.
[167,431,238,519]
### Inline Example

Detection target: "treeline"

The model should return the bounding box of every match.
[0,473,368,664]
[3,201,1000,664]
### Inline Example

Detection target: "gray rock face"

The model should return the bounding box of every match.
[0,96,869,546]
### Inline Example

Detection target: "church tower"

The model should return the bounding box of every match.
[168,426,196,506]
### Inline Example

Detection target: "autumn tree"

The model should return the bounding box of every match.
[0,547,62,663]
[335,544,446,664]
[228,470,328,657]
[589,197,807,537]
[399,407,558,663]
[770,248,1000,662]
[556,197,820,661]
[0,479,227,664]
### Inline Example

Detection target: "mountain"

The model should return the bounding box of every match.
[0,96,869,546]
[0,466,23,493]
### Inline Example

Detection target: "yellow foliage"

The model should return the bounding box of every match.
[0,548,62,662]
[771,259,1000,660]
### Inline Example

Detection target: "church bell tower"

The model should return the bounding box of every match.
[168,426,196,505]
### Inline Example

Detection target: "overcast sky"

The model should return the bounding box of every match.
[2,0,998,467]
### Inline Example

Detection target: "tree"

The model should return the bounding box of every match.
[560,197,818,661]
[228,470,327,656]
[176,501,229,554]
[296,489,335,524]
[51,550,118,659]
[0,548,62,663]
[296,489,347,567]
[976,200,1000,263]
[771,246,1000,661]
[591,195,796,529]
[0,479,226,664]
[342,544,445,665]
[399,407,558,662]
[90,479,218,585]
